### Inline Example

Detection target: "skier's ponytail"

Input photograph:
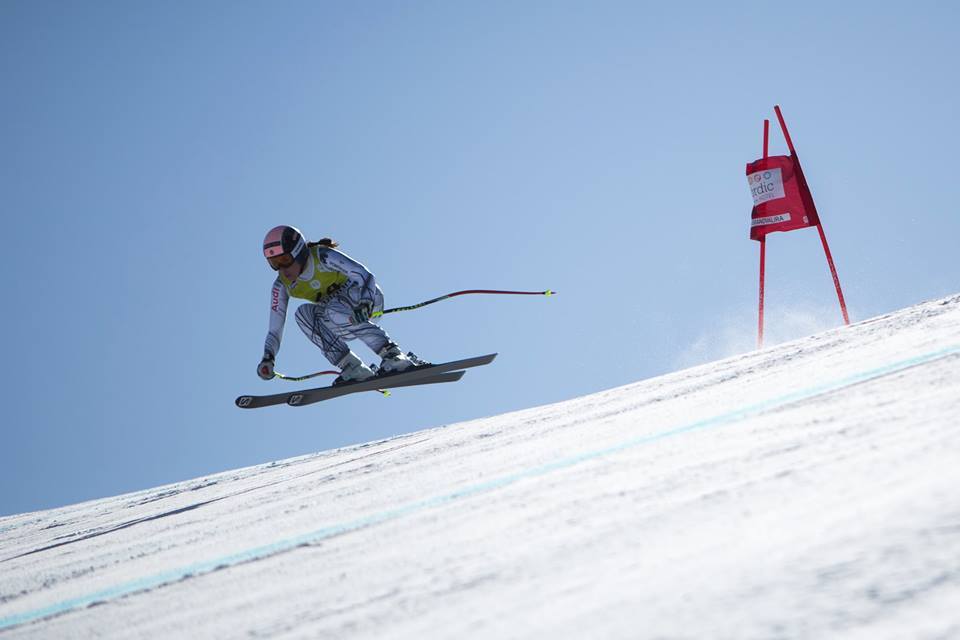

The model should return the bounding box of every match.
[308,238,339,249]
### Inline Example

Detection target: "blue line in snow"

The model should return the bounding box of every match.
[1,344,958,631]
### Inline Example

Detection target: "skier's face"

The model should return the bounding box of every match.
[267,253,295,270]
[267,252,303,279]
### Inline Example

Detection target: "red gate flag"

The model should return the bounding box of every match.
[746,154,819,241]
[747,105,850,347]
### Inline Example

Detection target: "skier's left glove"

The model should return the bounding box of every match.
[257,354,275,380]
[352,301,373,324]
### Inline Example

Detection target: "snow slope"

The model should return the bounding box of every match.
[2,294,960,639]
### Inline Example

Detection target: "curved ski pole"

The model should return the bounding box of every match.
[371,289,555,318]
[273,370,390,396]
[273,370,339,382]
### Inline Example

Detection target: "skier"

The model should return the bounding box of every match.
[257,225,418,384]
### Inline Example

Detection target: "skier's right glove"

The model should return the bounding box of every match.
[352,301,373,324]
[257,354,275,380]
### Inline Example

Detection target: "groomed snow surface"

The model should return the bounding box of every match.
[2,295,960,639]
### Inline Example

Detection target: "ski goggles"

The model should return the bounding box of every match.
[266,253,296,270]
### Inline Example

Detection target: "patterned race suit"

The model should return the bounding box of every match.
[264,245,396,366]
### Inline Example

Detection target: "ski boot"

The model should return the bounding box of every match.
[333,352,376,385]
[376,343,427,376]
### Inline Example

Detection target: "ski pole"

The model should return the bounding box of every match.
[371,289,555,318]
[273,370,338,382]
[272,371,390,396]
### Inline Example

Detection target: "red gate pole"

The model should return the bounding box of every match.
[758,236,766,348]
[773,105,850,325]
[763,118,770,160]
[758,119,770,348]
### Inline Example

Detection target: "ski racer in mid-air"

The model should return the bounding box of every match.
[256,225,417,384]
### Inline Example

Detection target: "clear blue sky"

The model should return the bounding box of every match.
[2,1,958,516]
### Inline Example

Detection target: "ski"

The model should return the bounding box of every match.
[236,370,467,410]
[286,353,497,407]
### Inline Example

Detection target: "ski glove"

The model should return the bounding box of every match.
[257,354,275,380]
[352,301,373,324]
